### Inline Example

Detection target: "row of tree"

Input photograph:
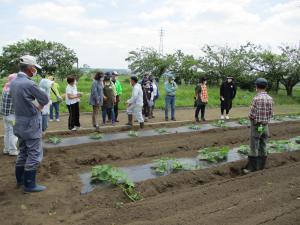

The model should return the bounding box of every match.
[0,39,82,80]
[126,43,300,96]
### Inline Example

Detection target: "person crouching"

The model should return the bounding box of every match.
[243,78,273,174]
[126,76,144,129]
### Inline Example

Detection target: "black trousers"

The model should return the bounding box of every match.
[67,102,80,130]
[221,99,232,115]
[195,104,206,119]
[108,96,119,120]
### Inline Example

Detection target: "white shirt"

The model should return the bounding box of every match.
[127,83,143,106]
[151,82,158,101]
[65,84,79,105]
[39,78,53,115]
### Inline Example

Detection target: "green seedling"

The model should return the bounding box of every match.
[89,133,104,140]
[197,146,230,163]
[295,136,300,144]
[91,165,142,202]
[267,140,290,153]
[238,118,250,126]
[156,128,168,133]
[128,131,139,137]
[237,145,250,155]
[188,124,202,130]
[153,157,189,175]
[48,136,62,145]
[213,120,227,128]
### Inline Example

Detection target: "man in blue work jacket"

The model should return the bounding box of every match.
[10,55,49,193]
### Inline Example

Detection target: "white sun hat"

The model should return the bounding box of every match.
[20,55,42,69]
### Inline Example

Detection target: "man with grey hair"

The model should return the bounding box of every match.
[10,55,49,193]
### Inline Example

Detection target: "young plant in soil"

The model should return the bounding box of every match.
[188,124,202,130]
[237,145,250,155]
[267,140,291,153]
[156,128,168,133]
[89,133,104,140]
[128,131,139,137]
[153,157,188,175]
[48,136,62,145]
[91,164,142,202]
[295,137,300,144]
[197,146,230,163]
[238,119,250,126]
[212,120,228,128]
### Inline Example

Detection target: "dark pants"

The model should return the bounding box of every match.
[108,96,119,121]
[16,138,43,171]
[143,101,150,118]
[250,121,269,157]
[102,106,115,124]
[221,99,232,115]
[195,104,206,119]
[50,102,60,120]
[67,102,80,130]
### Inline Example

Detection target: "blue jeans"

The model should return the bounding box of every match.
[50,102,60,120]
[165,95,176,119]
[102,106,115,124]
[42,115,48,132]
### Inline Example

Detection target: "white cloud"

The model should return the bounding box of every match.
[19,1,110,29]
[139,7,175,20]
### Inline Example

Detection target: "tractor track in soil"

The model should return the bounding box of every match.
[0,121,299,225]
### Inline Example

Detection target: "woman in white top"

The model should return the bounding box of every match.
[66,76,81,131]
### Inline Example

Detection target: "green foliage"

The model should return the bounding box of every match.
[188,124,202,130]
[128,131,139,137]
[91,165,142,202]
[153,157,187,174]
[237,145,250,155]
[296,137,300,144]
[238,118,250,126]
[89,133,104,140]
[0,39,77,79]
[213,120,228,128]
[48,136,62,145]
[197,147,230,163]
[156,128,168,133]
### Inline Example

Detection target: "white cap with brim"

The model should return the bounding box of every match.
[20,55,42,69]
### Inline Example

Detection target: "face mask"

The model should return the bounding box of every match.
[30,67,37,77]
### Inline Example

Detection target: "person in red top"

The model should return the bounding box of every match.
[244,78,273,174]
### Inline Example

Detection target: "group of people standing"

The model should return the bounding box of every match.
[0,54,274,195]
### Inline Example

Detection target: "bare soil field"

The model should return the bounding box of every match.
[0,121,300,225]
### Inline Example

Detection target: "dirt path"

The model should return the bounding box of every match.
[0,121,299,225]
[0,105,298,135]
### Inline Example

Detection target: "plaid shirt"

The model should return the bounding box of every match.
[0,91,14,116]
[200,84,208,103]
[249,92,273,124]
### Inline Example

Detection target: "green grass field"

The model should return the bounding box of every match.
[1,75,300,113]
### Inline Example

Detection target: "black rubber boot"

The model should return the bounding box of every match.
[258,156,267,170]
[243,156,258,174]
[195,117,200,123]
[126,115,133,126]
[140,122,144,129]
[24,170,46,193]
[15,166,24,188]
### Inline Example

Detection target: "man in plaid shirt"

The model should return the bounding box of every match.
[0,73,18,156]
[244,78,273,174]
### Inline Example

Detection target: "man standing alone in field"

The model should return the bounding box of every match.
[10,55,49,192]
[244,78,273,174]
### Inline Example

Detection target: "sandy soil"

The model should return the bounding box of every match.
[0,121,300,225]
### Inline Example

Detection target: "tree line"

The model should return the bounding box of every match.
[126,43,300,96]
[1,39,299,96]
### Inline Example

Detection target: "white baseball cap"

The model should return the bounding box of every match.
[20,55,42,69]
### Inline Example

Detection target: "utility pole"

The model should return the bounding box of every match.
[159,28,164,56]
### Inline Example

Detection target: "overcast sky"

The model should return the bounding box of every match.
[0,0,299,68]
